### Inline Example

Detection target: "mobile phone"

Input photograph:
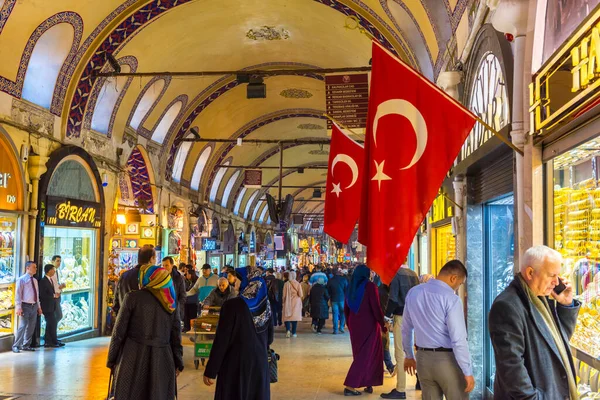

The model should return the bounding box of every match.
[553,277,567,295]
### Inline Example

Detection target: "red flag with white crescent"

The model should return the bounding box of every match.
[358,41,477,284]
[324,123,364,243]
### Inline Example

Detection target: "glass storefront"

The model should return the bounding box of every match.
[43,226,96,336]
[0,215,18,338]
[483,196,514,391]
[549,139,600,359]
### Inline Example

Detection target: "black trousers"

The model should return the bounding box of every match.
[312,318,326,332]
[43,312,58,346]
[183,303,198,332]
[271,300,283,326]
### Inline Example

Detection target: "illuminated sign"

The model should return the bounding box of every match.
[0,135,23,211]
[530,8,600,133]
[201,238,218,251]
[429,194,453,224]
[46,196,102,228]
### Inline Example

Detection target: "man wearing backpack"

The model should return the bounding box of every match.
[266,269,284,326]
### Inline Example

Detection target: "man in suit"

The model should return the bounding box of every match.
[489,245,580,399]
[39,264,63,348]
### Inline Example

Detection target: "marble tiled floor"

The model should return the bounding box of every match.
[0,319,420,399]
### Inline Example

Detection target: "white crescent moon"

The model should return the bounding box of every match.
[372,99,428,170]
[331,154,359,189]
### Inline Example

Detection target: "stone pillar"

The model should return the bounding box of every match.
[27,155,48,260]
[453,175,467,263]
[489,0,533,268]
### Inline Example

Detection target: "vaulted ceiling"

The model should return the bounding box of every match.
[0,0,471,226]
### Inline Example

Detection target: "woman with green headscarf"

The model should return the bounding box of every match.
[107,257,184,400]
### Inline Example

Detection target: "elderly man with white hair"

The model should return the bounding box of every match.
[489,245,580,400]
[203,277,236,308]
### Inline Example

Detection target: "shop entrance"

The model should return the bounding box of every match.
[482,195,514,395]
[42,226,96,336]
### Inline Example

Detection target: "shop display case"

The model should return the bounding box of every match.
[0,215,18,337]
[551,148,600,385]
[43,226,96,335]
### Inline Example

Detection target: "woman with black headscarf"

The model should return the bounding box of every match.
[203,266,274,399]
[343,265,385,396]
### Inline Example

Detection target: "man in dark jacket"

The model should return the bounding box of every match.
[265,269,283,326]
[162,256,187,324]
[489,245,580,400]
[327,268,349,334]
[113,245,155,315]
[382,264,419,399]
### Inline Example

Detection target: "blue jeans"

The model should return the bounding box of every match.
[331,301,345,332]
[284,321,297,335]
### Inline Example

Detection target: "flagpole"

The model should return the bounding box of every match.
[475,117,524,156]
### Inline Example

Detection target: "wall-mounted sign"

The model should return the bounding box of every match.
[45,196,102,228]
[201,238,219,251]
[429,194,453,224]
[244,170,262,189]
[530,8,600,133]
[0,135,23,211]
[325,73,369,129]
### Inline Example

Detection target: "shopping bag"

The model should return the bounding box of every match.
[268,348,280,383]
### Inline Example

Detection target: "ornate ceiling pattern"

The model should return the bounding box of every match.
[0,0,471,227]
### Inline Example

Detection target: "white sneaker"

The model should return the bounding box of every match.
[286,331,291,338]
[292,334,297,338]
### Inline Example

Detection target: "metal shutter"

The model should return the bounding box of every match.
[470,151,514,204]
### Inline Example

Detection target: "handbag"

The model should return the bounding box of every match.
[267,348,280,383]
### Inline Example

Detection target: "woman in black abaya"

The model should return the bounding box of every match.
[203,266,274,399]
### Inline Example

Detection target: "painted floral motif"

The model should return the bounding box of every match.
[246,26,290,41]
[280,88,313,99]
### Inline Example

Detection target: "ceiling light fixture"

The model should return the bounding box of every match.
[190,127,201,139]
[247,76,266,99]
[106,53,121,74]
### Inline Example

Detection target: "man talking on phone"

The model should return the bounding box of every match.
[489,245,580,399]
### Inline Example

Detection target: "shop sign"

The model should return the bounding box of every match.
[530,8,600,133]
[244,170,262,188]
[325,73,369,129]
[0,137,23,211]
[201,238,219,251]
[429,194,453,224]
[45,196,101,228]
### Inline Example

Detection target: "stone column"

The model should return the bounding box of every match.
[489,0,537,268]
[27,155,48,260]
[453,175,467,263]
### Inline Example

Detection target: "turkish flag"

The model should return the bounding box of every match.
[324,123,364,243]
[359,42,476,284]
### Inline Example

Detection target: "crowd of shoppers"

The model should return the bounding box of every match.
[5,240,567,400]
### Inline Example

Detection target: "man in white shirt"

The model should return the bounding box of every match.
[13,262,43,353]
[50,255,66,345]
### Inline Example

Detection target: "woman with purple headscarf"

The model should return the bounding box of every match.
[343,264,385,396]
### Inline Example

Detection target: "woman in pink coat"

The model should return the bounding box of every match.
[282,271,303,338]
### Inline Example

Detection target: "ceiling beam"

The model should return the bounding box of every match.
[94,66,372,78]
[217,164,327,170]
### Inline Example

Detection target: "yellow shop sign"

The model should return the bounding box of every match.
[530,8,600,133]
[45,196,102,228]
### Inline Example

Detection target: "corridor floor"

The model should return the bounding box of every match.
[0,319,419,400]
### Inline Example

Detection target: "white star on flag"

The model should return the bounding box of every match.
[331,182,342,197]
[372,160,392,191]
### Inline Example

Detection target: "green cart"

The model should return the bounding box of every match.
[193,307,220,369]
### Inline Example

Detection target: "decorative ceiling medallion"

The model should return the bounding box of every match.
[246,26,290,41]
[309,149,329,155]
[297,123,325,130]
[280,88,313,99]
